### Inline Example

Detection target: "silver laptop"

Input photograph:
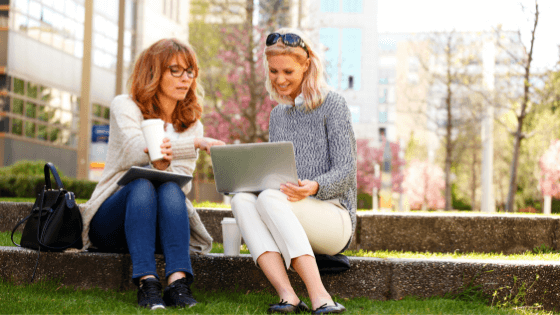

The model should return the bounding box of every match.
[210,142,299,195]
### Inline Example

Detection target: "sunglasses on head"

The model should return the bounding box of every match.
[266,33,309,56]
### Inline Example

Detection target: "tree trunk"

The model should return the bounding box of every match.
[505,2,538,212]
[444,38,453,211]
[505,125,523,212]
[471,145,477,211]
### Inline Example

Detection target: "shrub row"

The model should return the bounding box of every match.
[0,160,96,199]
[0,174,96,199]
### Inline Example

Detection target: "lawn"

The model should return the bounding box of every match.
[0,276,550,314]
[0,231,554,314]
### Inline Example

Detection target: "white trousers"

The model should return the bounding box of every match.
[230,189,352,269]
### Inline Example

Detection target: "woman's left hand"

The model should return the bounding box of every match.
[280,179,319,202]
[144,138,172,170]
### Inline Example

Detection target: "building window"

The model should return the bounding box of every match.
[319,27,339,88]
[379,112,388,123]
[348,76,354,89]
[342,0,362,13]
[0,76,110,147]
[320,0,339,13]
[379,127,386,140]
[379,89,387,104]
[349,105,359,123]
[11,0,136,72]
[341,28,361,90]
[163,0,180,23]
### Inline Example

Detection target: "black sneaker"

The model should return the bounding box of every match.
[163,277,197,308]
[137,278,166,310]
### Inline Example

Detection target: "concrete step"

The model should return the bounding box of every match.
[2,202,560,311]
[1,246,559,312]
[3,202,560,254]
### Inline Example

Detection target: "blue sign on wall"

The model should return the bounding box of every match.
[92,125,109,143]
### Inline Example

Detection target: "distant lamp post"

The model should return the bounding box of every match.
[372,163,379,211]
[379,133,392,211]
[481,40,496,212]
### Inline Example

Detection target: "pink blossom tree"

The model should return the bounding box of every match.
[202,26,275,144]
[356,138,405,194]
[403,160,445,210]
[539,140,560,198]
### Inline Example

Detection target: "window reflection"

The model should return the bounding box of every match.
[14,0,28,12]
[65,0,76,17]
[27,18,40,40]
[63,38,74,55]
[53,0,65,14]
[11,0,135,72]
[28,1,41,20]
[13,12,28,31]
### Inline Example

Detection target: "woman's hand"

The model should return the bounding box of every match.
[144,138,172,170]
[280,179,319,202]
[195,137,226,154]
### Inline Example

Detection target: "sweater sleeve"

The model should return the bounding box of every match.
[110,95,151,169]
[313,97,357,200]
[169,120,202,160]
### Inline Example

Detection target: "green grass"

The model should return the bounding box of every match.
[1,236,553,313]
[0,277,549,314]
[4,233,560,262]
[0,197,230,208]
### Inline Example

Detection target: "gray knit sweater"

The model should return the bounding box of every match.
[269,91,357,251]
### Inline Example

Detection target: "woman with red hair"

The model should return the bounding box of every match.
[82,38,224,310]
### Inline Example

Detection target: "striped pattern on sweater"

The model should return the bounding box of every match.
[269,91,357,251]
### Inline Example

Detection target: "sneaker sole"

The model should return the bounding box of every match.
[150,304,166,310]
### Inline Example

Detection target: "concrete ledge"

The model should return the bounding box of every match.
[3,202,560,254]
[1,246,559,311]
[358,211,560,254]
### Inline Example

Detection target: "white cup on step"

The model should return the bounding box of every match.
[221,217,242,256]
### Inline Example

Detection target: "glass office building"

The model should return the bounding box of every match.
[0,0,189,177]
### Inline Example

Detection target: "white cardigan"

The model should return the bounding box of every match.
[78,95,213,253]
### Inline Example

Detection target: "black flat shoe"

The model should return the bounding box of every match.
[268,299,310,313]
[312,302,346,314]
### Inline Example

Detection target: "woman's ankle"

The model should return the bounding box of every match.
[139,275,157,281]
[310,295,334,310]
[168,271,187,284]
[277,290,299,305]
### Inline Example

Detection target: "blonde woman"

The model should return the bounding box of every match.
[231,28,357,314]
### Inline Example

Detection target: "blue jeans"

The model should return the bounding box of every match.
[89,178,193,284]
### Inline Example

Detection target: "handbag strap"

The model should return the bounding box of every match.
[36,192,82,251]
[44,162,64,190]
[10,213,33,247]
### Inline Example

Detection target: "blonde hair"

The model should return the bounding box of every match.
[263,28,329,111]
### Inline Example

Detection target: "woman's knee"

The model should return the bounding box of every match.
[231,193,257,215]
[127,178,157,204]
[255,189,289,216]
[158,182,185,202]
[157,182,188,216]
[256,189,285,207]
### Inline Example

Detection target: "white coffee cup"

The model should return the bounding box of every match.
[141,119,165,161]
[221,217,242,256]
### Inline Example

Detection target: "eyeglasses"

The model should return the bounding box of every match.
[168,65,195,78]
[266,33,309,55]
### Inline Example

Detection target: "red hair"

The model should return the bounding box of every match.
[128,38,202,132]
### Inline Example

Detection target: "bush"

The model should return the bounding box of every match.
[452,183,472,211]
[357,192,373,210]
[0,161,96,199]
[0,160,63,177]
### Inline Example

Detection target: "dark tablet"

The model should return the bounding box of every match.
[117,166,193,188]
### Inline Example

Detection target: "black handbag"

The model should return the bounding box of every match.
[11,162,83,281]
[315,254,351,275]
